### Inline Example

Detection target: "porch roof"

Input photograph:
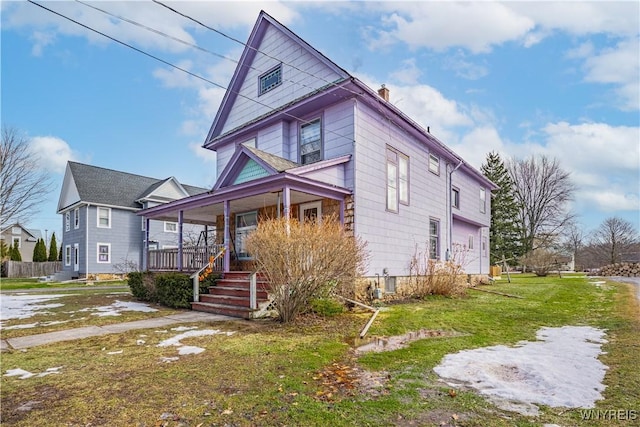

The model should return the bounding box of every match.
[138,171,351,225]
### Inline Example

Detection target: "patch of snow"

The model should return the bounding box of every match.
[178,345,205,355]
[4,366,63,379]
[159,356,179,363]
[80,300,158,317]
[4,368,35,379]
[107,350,123,355]
[0,294,71,323]
[433,326,607,416]
[157,329,235,357]
[136,340,146,345]
[3,319,76,330]
[171,326,198,332]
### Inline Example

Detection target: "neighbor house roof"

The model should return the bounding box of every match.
[58,162,208,212]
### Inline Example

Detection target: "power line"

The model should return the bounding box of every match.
[27,0,355,139]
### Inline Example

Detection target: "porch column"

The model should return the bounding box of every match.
[178,210,184,271]
[223,200,230,272]
[144,217,150,270]
[282,185,291,218]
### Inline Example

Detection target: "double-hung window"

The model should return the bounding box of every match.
[429,153,440,175]
[300,118,322,165]
[480,188,486,214]
[65,245,71,266]
[65,212,70,231]
[164,222,177,233]
[97,207,111,228]
[429,219,440,260]
[386,147,409,212]
[97,243,110,263]
[74,208,80,229]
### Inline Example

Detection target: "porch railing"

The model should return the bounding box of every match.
[148,244,225,272]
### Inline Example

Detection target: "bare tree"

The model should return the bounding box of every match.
[588,217,639,265]
[508,155,576,254]
[562,222,585,270]
[0,126,53,225]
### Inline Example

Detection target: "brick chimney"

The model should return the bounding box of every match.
[378,84,389,101]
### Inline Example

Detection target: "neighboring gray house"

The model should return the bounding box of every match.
[0,223,42,262]
[56,162,208,279]
[140,11,497,300]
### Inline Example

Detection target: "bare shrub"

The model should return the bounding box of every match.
[521,248,561,276]
[408,243,467,297]
[246,216,368,323]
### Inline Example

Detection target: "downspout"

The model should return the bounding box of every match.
[85,203,90,278]
[447,160,463,261]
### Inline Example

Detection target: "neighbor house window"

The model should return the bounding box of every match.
[429,153,440,175]
[480,188,486,214]
[429,219,440,259]
[97,243,110,263]
[164,222,177,233]
[12,237,21,248]
[299,118,322,165]
[235,211,258,259]
[65,245,71,266]
[386,147,409,212]
[259,64,282,95]
[11,226,21,234]
[74,208,80,229]
[97,207,111,228]
[452,187,460,209]
[65,212,70,231]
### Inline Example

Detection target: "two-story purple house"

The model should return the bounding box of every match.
[140,11,496,313]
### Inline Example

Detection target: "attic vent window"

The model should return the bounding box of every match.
[259,64,282,95]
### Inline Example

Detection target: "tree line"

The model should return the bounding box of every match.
[481,152,639,272]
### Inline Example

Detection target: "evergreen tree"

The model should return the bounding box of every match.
[33,238,47,262]
[48,233,58,261]
[0,240,8,260]
[10,242,22,261]
[58,245,63,261]
[481,151,523,265]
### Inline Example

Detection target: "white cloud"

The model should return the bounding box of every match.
[581,37,640,111]
[451,126,506,169]
[443,52,489,80]
[389,58,422,84]
[365,2,534,53]
[28,136,80,174]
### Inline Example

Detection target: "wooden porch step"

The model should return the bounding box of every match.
[199,293,267,308]
[205,286,269,299]
[191,302,256,319]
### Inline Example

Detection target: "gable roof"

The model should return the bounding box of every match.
[0,223,39,240]
[205,10,350,145]
[214,145,299,190]
[57,162,208,212]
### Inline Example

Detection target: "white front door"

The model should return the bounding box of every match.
[73,243,80,272]
[299,201,322,223]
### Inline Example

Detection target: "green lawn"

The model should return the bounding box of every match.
[0,277,127,291]
[1,275,638,426]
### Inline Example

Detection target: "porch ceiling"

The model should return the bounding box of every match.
[149,190,325,225]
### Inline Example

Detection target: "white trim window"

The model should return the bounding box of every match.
[65,212,71,231]
[452,187,460,209]
[300,201,322,223]
[259,64,282,95]
[97,207,111,228]
[65,245,71,266]
[386,147,409,212]
[164,221,178,233]
[12,237,21,248]
[11,226,21,234]
[429,219,440,260]
[97,243,111,263]
[468,235,475,250]
[299,118,322,165]
[480,188,486,214]
[74,208,80,229]
[429,153,440,175]
[235,211,258,259]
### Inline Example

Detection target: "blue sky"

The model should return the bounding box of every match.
[2,1,639,245]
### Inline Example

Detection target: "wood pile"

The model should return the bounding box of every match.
[598,262,639,277]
